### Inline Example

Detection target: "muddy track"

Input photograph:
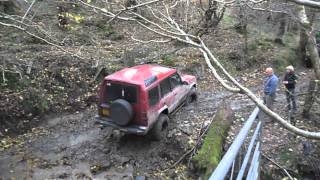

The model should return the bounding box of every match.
[0,86,238,179]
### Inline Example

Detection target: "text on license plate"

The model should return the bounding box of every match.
[102,109,109,116]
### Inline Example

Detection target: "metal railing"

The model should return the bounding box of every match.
[209,107,262,180]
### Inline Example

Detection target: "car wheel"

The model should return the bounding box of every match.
[186,87,197,105]
[150,114,169,141]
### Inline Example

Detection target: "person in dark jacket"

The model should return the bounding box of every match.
[283,65,298,111]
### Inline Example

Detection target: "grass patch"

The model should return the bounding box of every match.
[95,23,124,41]
[248,37,274,51]
[273,32,299,73]
[21,90,50,115]
[222,14,234,27]
[216,53,239,74]
[278,149,298,171]
[160,54,175,66]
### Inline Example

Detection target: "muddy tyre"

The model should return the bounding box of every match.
[186,87,197,105]
[150,114,169,141]
[110,99,133,126]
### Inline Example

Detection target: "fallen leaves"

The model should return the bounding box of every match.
[0,127,49,152]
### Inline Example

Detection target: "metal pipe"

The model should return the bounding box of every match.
[253,152,260,180]
[246,142,260,180]
[236,121,262,180]
[230,160,235,180]
[209,107,260,180]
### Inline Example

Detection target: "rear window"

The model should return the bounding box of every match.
[148,86,160,106]
[105,82,137,103]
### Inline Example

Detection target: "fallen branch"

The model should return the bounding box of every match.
[262,153,295,180]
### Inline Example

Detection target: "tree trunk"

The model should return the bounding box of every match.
[298,6,320,115]
[274,13,287,45]
[303,80,319,117]
[299,29,308,66]
[192,103,233,179]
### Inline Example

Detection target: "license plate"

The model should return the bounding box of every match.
[102,109,109,116]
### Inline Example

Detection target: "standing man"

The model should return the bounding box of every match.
[264,67,279,111]
[283,65,298,111]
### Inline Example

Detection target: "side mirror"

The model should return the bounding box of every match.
[182,81,188,85]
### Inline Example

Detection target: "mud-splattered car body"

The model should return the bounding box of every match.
[95,64,197,139]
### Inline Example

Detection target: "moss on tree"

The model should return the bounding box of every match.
[193,104,233,179]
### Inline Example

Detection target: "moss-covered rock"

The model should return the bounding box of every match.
[193,103,233,179]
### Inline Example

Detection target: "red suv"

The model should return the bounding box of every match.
[96,64,197,139]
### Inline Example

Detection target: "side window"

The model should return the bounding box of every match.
[169,73,182,89]
[148,86,160,106]
[160,78,171,97]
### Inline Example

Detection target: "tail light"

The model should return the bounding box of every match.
[141,111,147,120]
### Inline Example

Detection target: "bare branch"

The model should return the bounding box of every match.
[287,0,320,9]
[115,0,162,11]
[22,0,37,22]
[0,22,84,60]
[131,36,171,43]
[262,153,294,180]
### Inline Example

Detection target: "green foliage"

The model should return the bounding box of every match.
[222,14,234,27]
[315,31,320,40]
[160,54,175,66]
[278,149,298,171]
[193,108,231,179]
[273,48,297,73]
[0,73,32,91]
[217,54,238,74]
[96,21,113,32]
[273,33,299,73]
[248,38,274,51]
[109,33,124,41]
[21,89,49,115]
[96,23,124,41]
[107,63,123,73]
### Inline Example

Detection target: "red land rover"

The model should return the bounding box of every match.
[96,64,197,140]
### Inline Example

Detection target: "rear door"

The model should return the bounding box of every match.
[159,78,175,112]
[169,73,189,110]
[147,85,161,125]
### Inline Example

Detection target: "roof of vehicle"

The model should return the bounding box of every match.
[105,64,176,87]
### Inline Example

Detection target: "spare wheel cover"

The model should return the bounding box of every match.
[110,99,133,126]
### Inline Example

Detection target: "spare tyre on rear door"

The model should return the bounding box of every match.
[110,99,133,126]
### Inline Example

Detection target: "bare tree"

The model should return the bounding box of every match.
[76,0,320,139]
[297,6,320,116]
[195,0,226,36]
